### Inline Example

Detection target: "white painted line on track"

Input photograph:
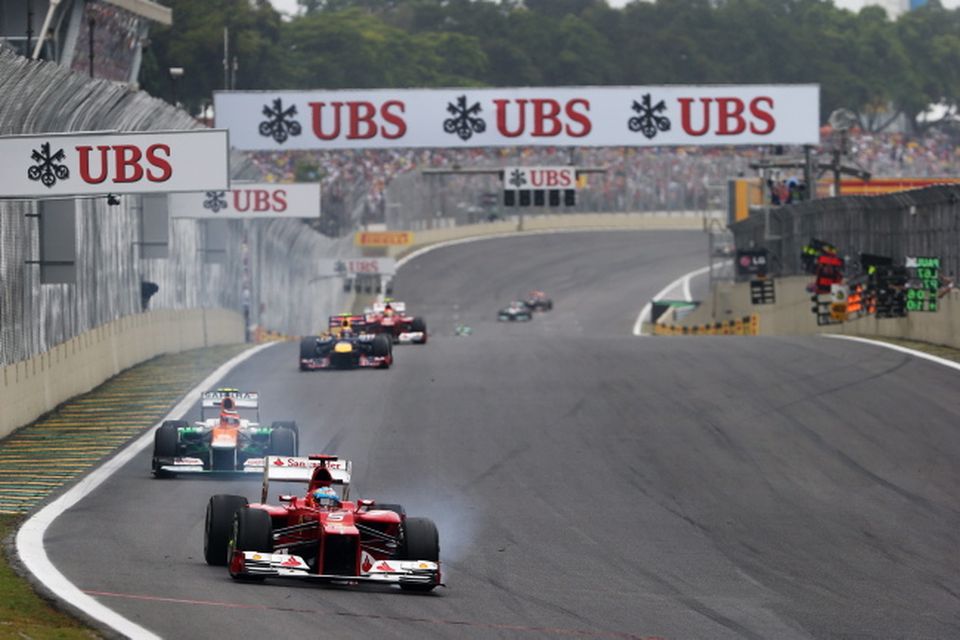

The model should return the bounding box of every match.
[822,334,960,373]
[16,342,277,640]
[633,265,711,337]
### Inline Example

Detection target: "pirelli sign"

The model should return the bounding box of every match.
[355,231,414,247]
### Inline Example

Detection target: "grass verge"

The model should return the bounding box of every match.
[0,342,255,639]
[0,515,99,640]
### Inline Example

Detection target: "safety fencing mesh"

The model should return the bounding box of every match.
[0,49,348,365]
[731,185,960,279]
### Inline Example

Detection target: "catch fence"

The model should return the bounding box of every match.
[730,185,960,280]
[0,49,349,365]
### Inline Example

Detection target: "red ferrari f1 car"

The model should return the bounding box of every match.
[363,301,427,344]
[203,454,441,591]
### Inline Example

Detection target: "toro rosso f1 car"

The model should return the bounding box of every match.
[204,454,442,591]
[364,301,427,344]
[299,315,393,370]
[151,389,298,477]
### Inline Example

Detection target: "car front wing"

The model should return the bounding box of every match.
[154,456,266,475]
[234,551,441,587]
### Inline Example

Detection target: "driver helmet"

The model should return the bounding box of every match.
[219,411,240,427]
[312,486,340,508]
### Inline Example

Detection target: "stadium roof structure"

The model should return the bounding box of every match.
[102,0,172,26]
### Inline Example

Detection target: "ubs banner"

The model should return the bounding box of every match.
[215,85,819,151]
[168,183,321,218]
[0,129,229,197]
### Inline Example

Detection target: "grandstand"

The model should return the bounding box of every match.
[250,128,960,236]
[0,0,170,83]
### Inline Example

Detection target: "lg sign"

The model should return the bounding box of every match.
[216,85,819,150]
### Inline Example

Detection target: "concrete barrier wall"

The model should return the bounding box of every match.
[386,212,716,258]
[676,275,960,347]
[0,309,243,440]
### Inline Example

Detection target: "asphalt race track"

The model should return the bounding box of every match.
[46,231,960,639]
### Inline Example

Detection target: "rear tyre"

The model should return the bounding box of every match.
[269,428,297,457]
[400,517,440,592]
[271,421,299,443]
[229,508,273,581]
[152,421,182,477]
[204,494,248,566]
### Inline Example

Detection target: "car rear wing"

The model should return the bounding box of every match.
[261,455,352,503]
[371,301,406,313]
[201,390,259,409]
[328,314,368,331]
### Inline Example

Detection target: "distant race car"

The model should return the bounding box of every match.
[300,315,393,370]
[204,454,442,591]
[363,300,427,344]
[151,388,298,477]
[523,290,553,311]
[498,301,533,322]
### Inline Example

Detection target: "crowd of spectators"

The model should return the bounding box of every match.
[69,2,144,83]
[248,128,960,235]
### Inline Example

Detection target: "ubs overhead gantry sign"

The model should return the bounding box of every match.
[0,129,230,197]
[215,85,820,150]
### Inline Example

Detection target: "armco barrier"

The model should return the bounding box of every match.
[0,309,243,440]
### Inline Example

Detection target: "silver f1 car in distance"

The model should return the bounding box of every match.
[498,301,533,322]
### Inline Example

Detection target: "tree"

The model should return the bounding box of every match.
[140,0,283,113]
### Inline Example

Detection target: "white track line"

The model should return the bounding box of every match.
[822,334,960,373]
[633,265,711,336]
[16,342,277,640]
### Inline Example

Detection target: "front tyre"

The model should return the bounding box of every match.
[372,334,392,358]
[400,517,440,592]
[204,494,248,566]
[152,421,183,477]
[229,508,274,581]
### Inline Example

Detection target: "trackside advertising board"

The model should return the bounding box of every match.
[0,130,229,197]
[502,167,578,190]
[355,231,414,247]
[318,258,397,276]
[168,183,320,218]
[215,85,819,151]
